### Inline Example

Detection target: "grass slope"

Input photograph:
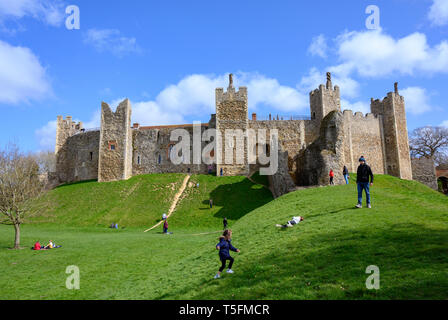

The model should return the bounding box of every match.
[29,174,185,227]
[0,174,447,299]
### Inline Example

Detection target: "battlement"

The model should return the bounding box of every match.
[216,74,248,104]
[56,115,83,131]
[310,84,340,97]
[342,110,378,120]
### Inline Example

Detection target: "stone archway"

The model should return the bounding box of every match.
[436,168,448,195]
[437,176,448,195]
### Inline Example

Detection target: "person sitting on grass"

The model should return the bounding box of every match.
[44,240,54,249]
[33,241,42,250]
[276,216,304,228]
[214,229,240,279]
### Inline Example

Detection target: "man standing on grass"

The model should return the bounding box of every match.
[356,156,374,209]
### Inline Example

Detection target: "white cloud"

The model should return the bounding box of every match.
[298,67,360,99]
[0,40,52,104]
[0,0,65,27]
[35,120,56,151]
[341,99,370,114]
[134,72,309,123]
[308,34,328,58]
[428,0,448,26]
[36,72,311,149]
[441,120,448,127]
[400,87,433,115]
[83,29,141,57]
[333,29,448,77]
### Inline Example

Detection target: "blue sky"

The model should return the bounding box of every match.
[0,0,448,152]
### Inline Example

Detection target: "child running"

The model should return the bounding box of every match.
[214,229,240,279]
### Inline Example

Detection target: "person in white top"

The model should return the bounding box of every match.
[276,216,304,228]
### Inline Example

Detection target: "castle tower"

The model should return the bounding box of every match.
[98,99,133,182]
[371,83,413,180]
[215,74,249,176]
[309,72,341,127]
[55,116,83,182]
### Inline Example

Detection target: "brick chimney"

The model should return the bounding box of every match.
[251,113,257,121]
[133,123,140,129]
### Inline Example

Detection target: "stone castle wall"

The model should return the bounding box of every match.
[62,130,100,182]
[54,73,417,193]
[215,77,249,176]
[132,124,211,176]
[98,99,133,182]
[411,157,438,190]
[342,111,385,175]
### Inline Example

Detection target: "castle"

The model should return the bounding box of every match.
[55,73,413,195]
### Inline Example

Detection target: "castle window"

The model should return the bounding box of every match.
[158,154,162,164]
[312,112,316,120]
[90,152,93,161]
[137,155,141,165]
[108,141,117,151]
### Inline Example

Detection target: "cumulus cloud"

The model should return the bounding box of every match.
[132,72,309,123]
[428,0,448,26]
[0,40,52,104]
[0,0,65,27]
[83,29,142,57]
[340,99,370,115]
[298,67,360,99]
[400,87,434,115]
[308,34,328,58]
[441,120,448,127]
[36,72,311,149]
[333,29,448,77]
[35,119,57,151]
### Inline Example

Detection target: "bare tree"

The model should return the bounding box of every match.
[0,144,45,249]
[409,126,448,165]
[33,151,56,174]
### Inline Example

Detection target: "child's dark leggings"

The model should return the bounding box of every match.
[219,256,234,272]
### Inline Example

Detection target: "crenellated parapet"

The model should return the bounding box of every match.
[309,72,341,131]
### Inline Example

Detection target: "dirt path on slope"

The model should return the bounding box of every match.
[144,175,191,233]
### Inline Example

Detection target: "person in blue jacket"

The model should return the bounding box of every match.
[214,229,240,279]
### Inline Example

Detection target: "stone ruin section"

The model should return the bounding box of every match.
[295,81,413,186]
[98,99,133,182]
[55,115,100,183]
[371,84,413,180]
[131,122,213,176]
[411,157,438,190]
[215,74,250,176]
[53,72,418,195]
[341,110,385,176]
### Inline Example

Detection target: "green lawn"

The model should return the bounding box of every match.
[0,174,447,299]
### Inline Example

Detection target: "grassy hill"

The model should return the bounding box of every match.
[0,174,447,299]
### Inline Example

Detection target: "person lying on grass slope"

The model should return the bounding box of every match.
[276,216,304,228]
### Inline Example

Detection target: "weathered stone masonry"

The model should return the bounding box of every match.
[55,73,417,194]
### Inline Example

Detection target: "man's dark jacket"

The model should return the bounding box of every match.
[356,164,374,183]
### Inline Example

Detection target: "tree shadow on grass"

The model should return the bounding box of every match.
[207,178,273,221]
